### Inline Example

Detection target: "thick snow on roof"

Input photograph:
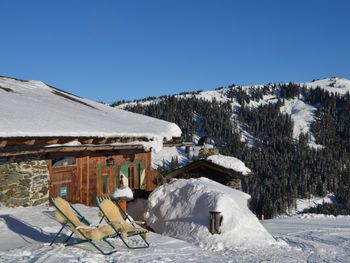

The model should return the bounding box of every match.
[0,77,181,142]
[146,178,277,249]
[151,146,190,169]
[206,154,251,175]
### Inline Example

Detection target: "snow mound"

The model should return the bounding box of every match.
[111,186,133,200]
[145,178,276,250]
[206,154,251,175]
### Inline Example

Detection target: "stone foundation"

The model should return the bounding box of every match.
[0,156,49,207]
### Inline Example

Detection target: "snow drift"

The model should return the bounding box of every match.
[145,178,276,250]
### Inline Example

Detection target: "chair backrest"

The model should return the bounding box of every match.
[99,199,125,223]
[51,197,85,228]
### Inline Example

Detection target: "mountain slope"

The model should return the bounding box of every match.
[113,77,350,218]
[116,76,350,148]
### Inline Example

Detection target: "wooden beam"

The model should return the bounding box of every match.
[0,144,145,157]
[45,138,59,144]
[96,138,107,144]
[0,140,7,148]
[81,138,94,144]
[23,139,36,146]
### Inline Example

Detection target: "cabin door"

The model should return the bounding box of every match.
[48,156,78,202]
[97,159,118,196]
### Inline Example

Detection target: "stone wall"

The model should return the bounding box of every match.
[226,178,242,191]
[0,156,49,207]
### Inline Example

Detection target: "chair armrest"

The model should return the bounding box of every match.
[132,221,145,225]
[76,224,102,230]
[76,225,96,230]
[109,221,124,225]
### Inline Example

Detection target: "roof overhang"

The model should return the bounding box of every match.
[0,143,147,157]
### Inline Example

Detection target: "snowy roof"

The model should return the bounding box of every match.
[0,76,182,142]
[206,154,251,175]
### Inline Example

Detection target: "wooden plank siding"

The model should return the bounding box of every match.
[48,149,157,205]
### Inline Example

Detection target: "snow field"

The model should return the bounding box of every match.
[1,198,350,262]
[0,204,226,263]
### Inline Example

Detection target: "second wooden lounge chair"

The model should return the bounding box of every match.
[96,196,150,249]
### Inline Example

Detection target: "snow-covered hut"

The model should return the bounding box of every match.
[0,76,181,207]
[164,154,251,190]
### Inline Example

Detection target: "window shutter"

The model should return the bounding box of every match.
[118,162,129,187]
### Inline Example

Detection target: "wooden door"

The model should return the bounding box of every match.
[48,156,78,202]
[97,159,118,196]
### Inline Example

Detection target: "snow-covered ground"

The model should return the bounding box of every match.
[0,204,224,263]
[1,204,350,262]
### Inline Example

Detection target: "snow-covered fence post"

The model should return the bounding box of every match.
[209,211,223,234]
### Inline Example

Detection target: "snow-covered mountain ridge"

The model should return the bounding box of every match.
[116,77,350,107]
[116,77,350,148]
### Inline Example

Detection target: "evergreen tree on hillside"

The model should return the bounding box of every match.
[112,84,350,218]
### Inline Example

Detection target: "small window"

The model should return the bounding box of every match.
[59,186,68,197]
[102,176,110,194]
[52,156,76,168]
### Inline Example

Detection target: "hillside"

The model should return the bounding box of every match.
[112,77,350,218]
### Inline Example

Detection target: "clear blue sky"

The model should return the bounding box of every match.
[1,0,349,102]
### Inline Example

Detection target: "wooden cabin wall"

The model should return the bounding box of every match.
[48,149,155,205]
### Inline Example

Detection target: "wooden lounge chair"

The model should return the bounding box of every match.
[96,196,149,249]
[49,197,119,255]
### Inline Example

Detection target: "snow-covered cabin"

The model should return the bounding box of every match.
[0,76,181,207]
[164,154,251,191]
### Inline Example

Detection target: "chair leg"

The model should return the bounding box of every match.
[89,240,117,255]
[102,238,115,249]
[65,237,117,255]
[50,224,65,246]
[64,231,74,244]
[119,234,150,249]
